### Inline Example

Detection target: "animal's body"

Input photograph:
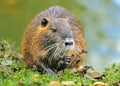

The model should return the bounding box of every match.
[22,6,86,74]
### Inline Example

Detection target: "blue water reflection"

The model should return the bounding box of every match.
[79,0,120,71]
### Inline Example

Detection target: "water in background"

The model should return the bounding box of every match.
[0,0,120,71]
[80,0,120,71]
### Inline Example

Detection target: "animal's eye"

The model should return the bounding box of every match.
[41,18,48,27]
[51,28,57,32]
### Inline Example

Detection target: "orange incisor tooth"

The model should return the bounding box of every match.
[65,50,73,57]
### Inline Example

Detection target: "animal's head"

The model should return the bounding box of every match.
[36,17,74,58]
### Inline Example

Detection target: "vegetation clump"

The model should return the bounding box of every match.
[0,40,120,86]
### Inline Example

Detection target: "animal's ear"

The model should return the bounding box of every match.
[41,18,49,27]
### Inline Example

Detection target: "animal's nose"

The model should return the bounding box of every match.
[65,41,73,46]
[65,39,74,46]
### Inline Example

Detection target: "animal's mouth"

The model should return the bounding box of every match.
[44,38,74,59]
[64,44,74,51]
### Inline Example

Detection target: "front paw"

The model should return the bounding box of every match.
[56,57,71,71]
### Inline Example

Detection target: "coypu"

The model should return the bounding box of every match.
[22,6,87,74]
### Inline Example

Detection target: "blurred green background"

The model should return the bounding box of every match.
[0,0,120,71]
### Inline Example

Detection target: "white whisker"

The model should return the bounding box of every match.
[40,39,54,48]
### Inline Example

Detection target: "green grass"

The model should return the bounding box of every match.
[0,40,120,86]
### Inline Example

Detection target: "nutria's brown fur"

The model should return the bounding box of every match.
[22,6,86,74]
